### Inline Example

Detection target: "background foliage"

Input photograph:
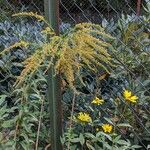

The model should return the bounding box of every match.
[0,0,150,150]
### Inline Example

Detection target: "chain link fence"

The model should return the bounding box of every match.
[0,0,150,149]
[0,0,147,21]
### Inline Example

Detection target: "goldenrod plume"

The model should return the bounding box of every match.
[2,12,115,88]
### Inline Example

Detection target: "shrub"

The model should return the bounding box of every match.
[0,10,149,149]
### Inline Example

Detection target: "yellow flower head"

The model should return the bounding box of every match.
[123,90,138,103]
[91,97,104,105]
[12,12,45,22]
[41,27,55,35]
[102,124,113,133]
[1,41,29,55]
[20,41,29,48]
[77,112,92,123]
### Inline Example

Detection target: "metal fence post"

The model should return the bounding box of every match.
[44,0,63,150]
[136,0,142,16]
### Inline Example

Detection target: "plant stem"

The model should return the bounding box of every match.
[35,99,44,150]
[67,92,76,150]
[44,0,63,150]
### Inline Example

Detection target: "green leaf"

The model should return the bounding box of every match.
[104,142,112,150]
[147,145,150,149]
[70,145,78,150]
[113,135,121,143]
[96,132,112,141]
[86,142,95,150]
[79,133,85,145]
[70,138,80,143]
[85,133,96,139]
[104,117,113,124]
[20,142,29,150]
[116,140,129,145]
[131,145,142,149]
[0,95,7,106]
[2,119,16,128]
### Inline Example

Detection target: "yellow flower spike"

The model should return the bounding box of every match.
[0,41,29,55]
[77,112,92,123]
[12,12,45,22]
[123,89,138,103]
[20,41,29,48]
[1,21,115,88]
[102,124,113,133]
[91,97,104,105]
[41,27,55,35]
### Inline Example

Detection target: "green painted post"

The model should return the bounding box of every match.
[44,0,63,150]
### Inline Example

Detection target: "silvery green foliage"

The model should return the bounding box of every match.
[60,22,71,33]
[0,20,71,88]
[0,21,72,50]
[0,12,149,149]
[0,21,45,94]
[0,19,72,149]
[0,20,46,50]
[0,20,50,149]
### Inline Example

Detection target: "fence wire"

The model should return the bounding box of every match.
[0,0,150,149]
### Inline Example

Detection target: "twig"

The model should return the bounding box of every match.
[67,92,76,150]
[45,144,51,150]
[14,121,19,140]
[35,99,44,150]
[136,0,142,16]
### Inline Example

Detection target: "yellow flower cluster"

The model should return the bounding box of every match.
[77,112,92,123]
[55,23,115,88]
[12,12,45,22]
[102,124,113,133]
[1,41,29,55]
[41,27,55,35]
[3,12,115,88]
[123,90,138,103]
[96,128,100,132]
[20,41,29,48]
[91,97,104,105]
[15,43,56,86]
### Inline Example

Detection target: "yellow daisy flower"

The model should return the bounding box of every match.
[123,90,138,103]
[130,95,138,102]
[102,124,113,133]
[91,97,104,105]
[77,112,92,123]
[123,90,132,99]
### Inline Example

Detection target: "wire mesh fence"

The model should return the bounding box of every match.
[0,0,150,149]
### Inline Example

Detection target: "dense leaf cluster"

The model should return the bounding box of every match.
[0,5,149,150]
